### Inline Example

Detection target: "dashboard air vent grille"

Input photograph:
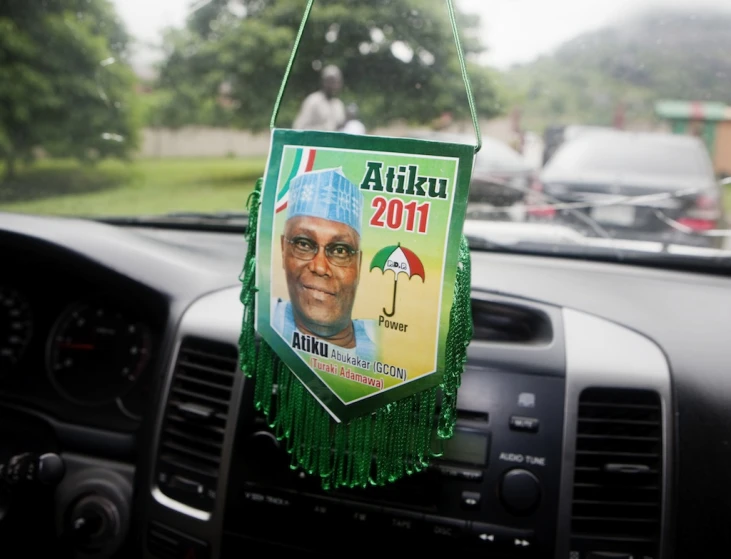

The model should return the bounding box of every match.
[155,337,238,512]
[570,387,662,558]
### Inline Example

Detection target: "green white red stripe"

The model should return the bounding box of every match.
[276,147,316,213]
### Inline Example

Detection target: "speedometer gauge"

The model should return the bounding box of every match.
[47,302,152,405]
[0,287,33,372]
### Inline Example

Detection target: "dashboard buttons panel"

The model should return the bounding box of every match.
[500,468,542,514]
[509,415,540,433]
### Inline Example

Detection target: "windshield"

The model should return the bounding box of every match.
[1,0,730,264]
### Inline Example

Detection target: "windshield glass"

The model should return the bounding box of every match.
[1,0,730,263]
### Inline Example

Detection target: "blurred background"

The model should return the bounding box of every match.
[2,0,730,250]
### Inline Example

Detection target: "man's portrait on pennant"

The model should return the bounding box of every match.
[271,167,378,362]
[255,130,474,422]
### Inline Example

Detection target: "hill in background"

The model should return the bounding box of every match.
[502,8,731,132]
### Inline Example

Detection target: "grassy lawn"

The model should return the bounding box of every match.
[0,157,266,217]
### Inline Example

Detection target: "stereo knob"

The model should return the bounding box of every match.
[499,469,541,515]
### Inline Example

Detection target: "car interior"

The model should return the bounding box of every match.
[2,207,730,559]
[2,2,731,559]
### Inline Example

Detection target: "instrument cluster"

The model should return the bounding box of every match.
[0,280,160,426]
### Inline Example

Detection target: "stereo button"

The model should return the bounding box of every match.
[424,515,466,540]
[469,522,535,551]
[499,469,541,515]
[461,491,481,510]
[510,416,540,433]
[435,465,484,482]
[382,508,424,536]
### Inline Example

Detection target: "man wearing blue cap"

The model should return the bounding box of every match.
[272,168,377,361]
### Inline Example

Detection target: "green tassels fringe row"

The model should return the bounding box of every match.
[238,178,472,490]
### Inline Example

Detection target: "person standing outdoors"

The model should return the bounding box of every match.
[292,65,346,131]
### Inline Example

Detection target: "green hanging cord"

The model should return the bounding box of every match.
[269,0,315,131]
[445,0,482,154]
[268,0,481,154]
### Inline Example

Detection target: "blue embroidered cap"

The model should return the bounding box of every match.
[287,168,363,236]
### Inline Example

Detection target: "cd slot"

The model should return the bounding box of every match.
[330,468,441,511]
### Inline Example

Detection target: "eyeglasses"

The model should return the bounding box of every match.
[285,236,359,267]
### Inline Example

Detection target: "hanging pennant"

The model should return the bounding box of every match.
[238,0,482,490]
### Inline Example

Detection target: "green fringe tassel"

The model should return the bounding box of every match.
[238,178,473,490]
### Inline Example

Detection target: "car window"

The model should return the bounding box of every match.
[545,134,712,178]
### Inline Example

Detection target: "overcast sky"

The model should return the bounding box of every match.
[111,0,731,72]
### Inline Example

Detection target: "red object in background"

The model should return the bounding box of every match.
[689,101,705,137]
[525,179,556,218]
[613,102,625,129]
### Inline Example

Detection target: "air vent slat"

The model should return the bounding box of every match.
[570,387,662,557]
[164,426,224,449]
[571,534,656,544]
[155,337,238,513]
[176,373,234,392]
[573,516,657,524]
[574,499,658,507]
[180,346,238,364]
[166,416,226,436]
[576,451,659,458]
[171,386,231,407]
[577,434,659,441]
[579,417,660,426]
[161,440,222,466]
[177,358,238,378]
[159,456,218,479]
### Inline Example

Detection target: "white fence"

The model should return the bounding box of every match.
[138,118,520,159]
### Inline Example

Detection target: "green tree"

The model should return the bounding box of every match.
[154,0,503,131]
[0,0,139,180]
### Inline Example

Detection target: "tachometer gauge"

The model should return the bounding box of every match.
[0,287,33,372]
[47,302,152,405]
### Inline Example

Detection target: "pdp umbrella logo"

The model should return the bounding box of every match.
[369,243,425,317]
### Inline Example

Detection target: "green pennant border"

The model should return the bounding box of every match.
[254,128,474,422]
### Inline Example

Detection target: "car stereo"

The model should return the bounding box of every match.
[222,367,565,558]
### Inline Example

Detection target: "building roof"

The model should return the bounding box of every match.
[655,100,731,121]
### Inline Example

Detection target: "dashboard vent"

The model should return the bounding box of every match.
[472,300,552,343]
[570,387,663,557]
[155,337,238,512]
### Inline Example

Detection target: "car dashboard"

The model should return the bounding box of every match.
[1,212,730,559]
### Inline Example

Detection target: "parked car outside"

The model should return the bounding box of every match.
[526,129,726,248]
[412,131,536,214]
